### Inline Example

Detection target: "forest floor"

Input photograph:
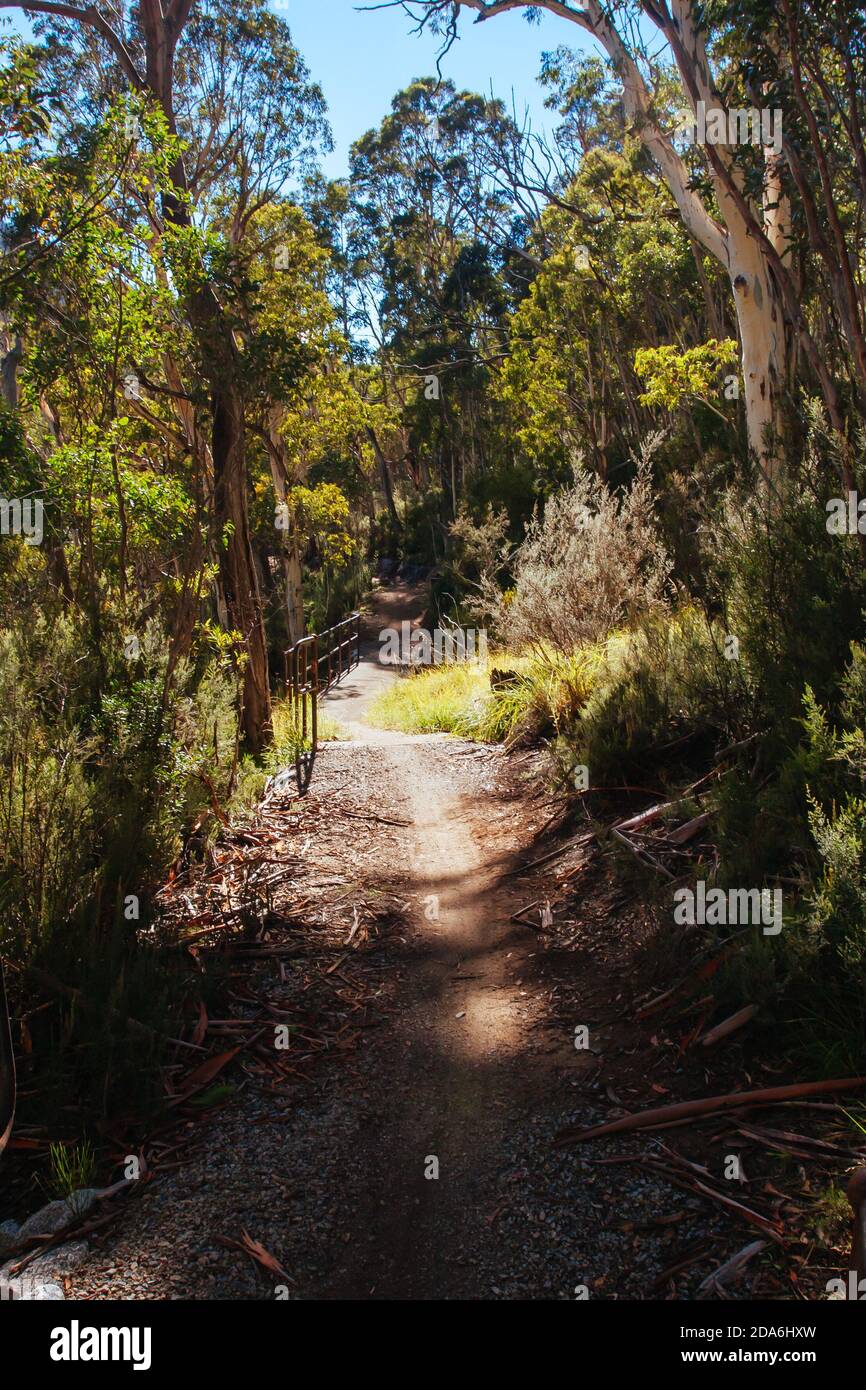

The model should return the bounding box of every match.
[24,585,852,1301]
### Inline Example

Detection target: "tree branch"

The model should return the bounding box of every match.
[0,1,144,89]
[446,0,728,262]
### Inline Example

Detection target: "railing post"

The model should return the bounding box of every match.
[312,634,319,752]
[283,611,361,791]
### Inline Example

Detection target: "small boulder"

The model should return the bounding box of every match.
[24,1240,89,1283]
[0,1219,20,1256]
[30,1280,66,1300]
[0,1267,66,1299]
[17,1187,101,1240]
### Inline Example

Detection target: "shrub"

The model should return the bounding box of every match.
[556,609,740,787]
[487,447,672,654]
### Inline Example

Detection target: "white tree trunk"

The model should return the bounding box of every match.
[728,234,788,482]
[266,406,306,645]
[461,0,799,486]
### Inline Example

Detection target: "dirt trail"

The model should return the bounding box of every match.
[323,743,536,1298]
[57,584,748,1301]
[317,584,551,1296]
[317,581,425,738]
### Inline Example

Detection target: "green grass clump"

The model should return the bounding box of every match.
[369,661,490,735]
[43,1139,97,1200]
[271,696,346,757]
[223,698,347,819]
[368,645,606,743]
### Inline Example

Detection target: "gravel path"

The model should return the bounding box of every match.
[53,752,737,1301]
[40,587,756,1301]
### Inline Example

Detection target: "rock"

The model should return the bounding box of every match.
[30,1280,65,1300]
[0,1262,66,1300]
[268,768,298,795]
[24,1240,89,1283]
[0,1219,20,1256]
[17,1188,102,1240]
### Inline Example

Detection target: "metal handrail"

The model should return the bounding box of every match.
[283,611,360,790]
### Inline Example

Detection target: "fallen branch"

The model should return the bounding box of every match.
[611,826,675,880]
[554,1076,866,1145]
[613,801,676,833]
[503,832,595,877]
[338,809,414,828]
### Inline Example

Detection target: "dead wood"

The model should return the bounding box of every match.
[555,1077,866,1145]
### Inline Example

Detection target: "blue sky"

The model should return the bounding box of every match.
[269,1,588,178]
[3,1,593,178]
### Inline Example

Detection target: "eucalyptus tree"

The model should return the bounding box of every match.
[400,0,865,496]
[0,0,329,748]
[346,78,522,518]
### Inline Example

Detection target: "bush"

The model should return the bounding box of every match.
[0,597,252,1122]
[487,448,672,654]
[554,609,739,789]
[0,615,99,961]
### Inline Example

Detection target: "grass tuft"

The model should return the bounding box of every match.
[368,645,607,744]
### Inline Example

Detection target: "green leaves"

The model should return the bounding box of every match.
[635,340,739,410]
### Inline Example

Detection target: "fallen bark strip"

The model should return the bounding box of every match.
[696,1240,767,1298]
[735,1122,860,1160]
[668,812,712,845]
[554,1076,866,1145]
[733,1127,829,1164]
[700,1004,759,1048]
[504,832,595,878]
[655,1166,785,1245]
[613,801,676,833]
